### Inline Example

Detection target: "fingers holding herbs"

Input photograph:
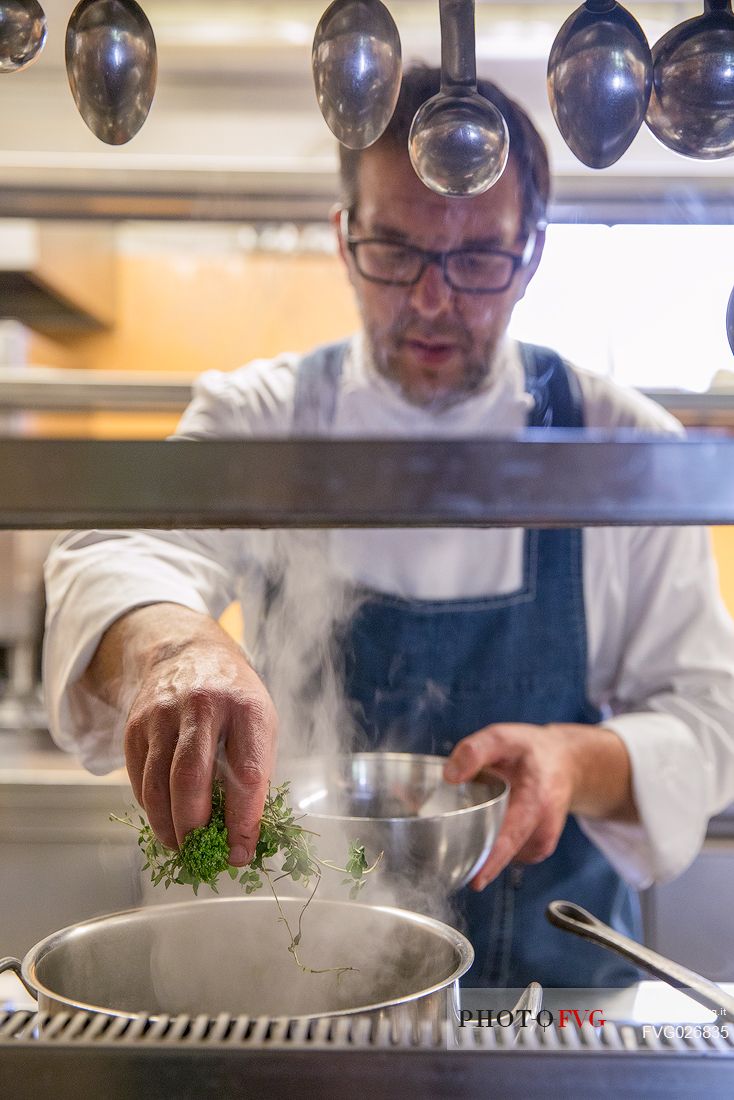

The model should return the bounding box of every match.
[123,632,278,861]
[111,779,382,973]
[221,692,279,867]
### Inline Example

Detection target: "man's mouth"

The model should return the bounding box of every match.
[402,337,460,365]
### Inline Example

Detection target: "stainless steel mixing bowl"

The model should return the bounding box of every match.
[286,752,508,894]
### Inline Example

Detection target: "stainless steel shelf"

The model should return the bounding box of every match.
[0,367,193,413]
[1,371,732,424]
[2,434,734,528]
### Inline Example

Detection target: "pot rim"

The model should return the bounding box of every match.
[20,895,475,1022]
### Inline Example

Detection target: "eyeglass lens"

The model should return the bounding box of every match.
[352,241,516,291]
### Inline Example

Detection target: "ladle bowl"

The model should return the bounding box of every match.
[312,0,402,149]
[409,0,508,196]
[409,89,508,197]
[727,284,734,356]
[646,0,734,159]
[0,0,47,72]
[547,0,652,168]
[66,0,157,145]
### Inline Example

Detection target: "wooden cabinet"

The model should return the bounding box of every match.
[0,220,115,335]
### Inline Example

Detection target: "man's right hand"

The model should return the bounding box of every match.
[84,603,278,866]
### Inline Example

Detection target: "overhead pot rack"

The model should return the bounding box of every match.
[1,434,734,529]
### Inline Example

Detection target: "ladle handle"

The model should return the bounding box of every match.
[547,901,734,1019]
[0,957,38,1001]
[439,0,477,91]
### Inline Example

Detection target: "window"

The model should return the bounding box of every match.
[510,224,734,391]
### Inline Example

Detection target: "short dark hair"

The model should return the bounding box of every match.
[338,65,550,237]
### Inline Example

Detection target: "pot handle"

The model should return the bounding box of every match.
[0,957,38,1001]
[547,900,734,1020]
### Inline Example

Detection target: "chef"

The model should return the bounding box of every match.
[44,67,734,988]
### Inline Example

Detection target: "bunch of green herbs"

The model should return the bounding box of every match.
[110,779,380,973]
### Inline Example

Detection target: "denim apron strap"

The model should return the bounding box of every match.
[292,338,349,433]
[521,342,583,429]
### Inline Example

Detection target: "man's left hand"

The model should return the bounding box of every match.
[443,722,636,890]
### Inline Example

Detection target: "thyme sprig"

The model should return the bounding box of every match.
[110,779,381,974]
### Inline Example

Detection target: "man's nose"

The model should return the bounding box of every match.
[409,259,455,317]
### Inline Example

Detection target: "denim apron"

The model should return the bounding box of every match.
[292,339,641,988]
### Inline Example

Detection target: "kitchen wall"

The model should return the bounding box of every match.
[26,232,358,438]
[55,240,358,375]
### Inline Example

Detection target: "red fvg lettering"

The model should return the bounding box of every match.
[558,1009,606,1028]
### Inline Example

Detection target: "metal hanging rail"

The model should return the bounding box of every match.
[0,371,730,427]
[1,434,734,529]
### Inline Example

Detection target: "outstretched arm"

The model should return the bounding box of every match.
[83,602,278,865]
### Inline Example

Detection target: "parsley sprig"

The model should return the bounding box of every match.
[110,779,381,974]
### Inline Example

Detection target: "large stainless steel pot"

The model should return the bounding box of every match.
[1,896,473,1029]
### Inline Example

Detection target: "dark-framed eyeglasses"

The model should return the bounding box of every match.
[340,208,538,295]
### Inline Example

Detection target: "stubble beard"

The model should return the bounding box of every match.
[364,324,501,413]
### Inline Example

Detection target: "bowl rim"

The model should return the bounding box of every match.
[285,751,509,824]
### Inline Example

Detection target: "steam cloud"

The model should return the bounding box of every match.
[239,528,462,929]
[247,528,365,763]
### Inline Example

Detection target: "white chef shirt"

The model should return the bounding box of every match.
[43,335,734,891]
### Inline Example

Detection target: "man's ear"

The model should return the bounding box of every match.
[330,204,349,267]
[516,225,546,301]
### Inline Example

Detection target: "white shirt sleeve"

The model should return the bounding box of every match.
[42,358,298,773]
[578,522,734,889]
[43,527,252,774]
[571,367,734,887]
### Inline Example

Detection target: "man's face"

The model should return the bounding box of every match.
[335,143,543,409]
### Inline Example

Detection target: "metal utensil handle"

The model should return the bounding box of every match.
[439,0,477,90]
[511,980,543,1024]
[547,900,734,1019]
[0,957,37,1000]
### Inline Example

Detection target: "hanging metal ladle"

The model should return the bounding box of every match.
[0,0,47,72]
[646,0,734,159]
[312,0,402,149]
[409,0,509,197]
[66,0,157,145]
[547,0,652,168]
